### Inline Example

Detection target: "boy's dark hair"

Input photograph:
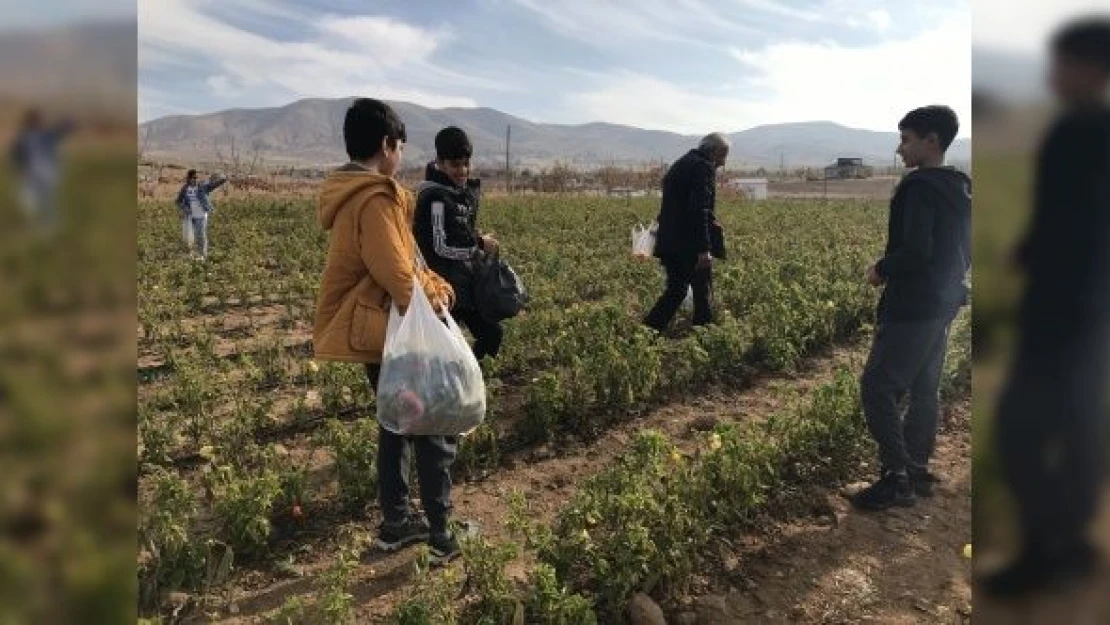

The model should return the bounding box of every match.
[1052,16,1110,73]
[187,169,197,180]
[343,98,407,161]
[434,126,473,161]
[899,105,960,152]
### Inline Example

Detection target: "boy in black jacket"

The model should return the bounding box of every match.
[983,18,1110,598]
[414,127,504,360]
[851,105,971,511]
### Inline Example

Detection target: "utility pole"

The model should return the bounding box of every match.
[505,124,511,195]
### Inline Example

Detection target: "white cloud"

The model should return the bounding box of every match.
[507,0,755,50]
[731,0,824,23]
[728,9,971,135]
[566,8,970,136]
[139,0,487,117]
[317,15,446,65]
[206,75,242,98]
[866,9,892,33]
[564,71,755,134]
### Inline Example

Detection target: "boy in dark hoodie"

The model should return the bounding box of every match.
[851,105,971,511]
[983,17,1110,598]
[414,126,504,360]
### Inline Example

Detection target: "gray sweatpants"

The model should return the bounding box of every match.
[860,317,953,475]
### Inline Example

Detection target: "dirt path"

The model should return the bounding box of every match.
[198,338,972,624]
[678,401,971,624]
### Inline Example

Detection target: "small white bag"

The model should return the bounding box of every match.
[376,277,487,436]
[631,222,657,258]
[182,216,195,248]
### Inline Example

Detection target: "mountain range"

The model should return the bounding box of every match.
[140,97,971,170]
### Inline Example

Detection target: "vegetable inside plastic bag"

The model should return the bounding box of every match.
[376,278,487,436]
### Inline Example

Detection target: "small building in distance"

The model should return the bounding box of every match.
[607,187,649,198]
[726,177,769,200]
[823,157,874,179]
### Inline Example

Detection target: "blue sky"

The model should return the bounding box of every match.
[140,0,970,136]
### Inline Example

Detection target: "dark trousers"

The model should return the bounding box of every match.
[860,317,953,475]
[452,308,504,360]
[366,364,458,535]
[644,256,713,330]
[995,329,1109,553]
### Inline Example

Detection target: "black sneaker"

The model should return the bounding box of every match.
[375,516,430,552]
[909,470,940,498]
[428,520,479,567]
[428,532,462,567]
[850,471,916,511]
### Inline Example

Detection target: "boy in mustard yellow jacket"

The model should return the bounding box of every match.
[313,98,465,564]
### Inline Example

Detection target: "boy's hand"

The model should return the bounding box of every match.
[867,263,885,287]
[480,235,500,257]
[696,252,713,271]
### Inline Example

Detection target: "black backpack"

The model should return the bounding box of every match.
[473,254,527,323]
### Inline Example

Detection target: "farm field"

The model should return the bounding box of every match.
[137,192,971,623]
[767,176,902,200]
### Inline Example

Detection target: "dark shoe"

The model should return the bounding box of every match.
[427,520,479,567]
[981,542,1099,599]
[375,516,430,552]
[850,471,915,511]
[908,469,940,498]
[428,532,462,567]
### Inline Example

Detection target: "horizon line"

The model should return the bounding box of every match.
[140,97,973,141]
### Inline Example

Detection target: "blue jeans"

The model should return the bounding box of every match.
[190,215,208,258]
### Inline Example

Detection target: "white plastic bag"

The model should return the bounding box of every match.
[376,278,487,436]
[631,222,656,258]
[682,286,694,311]
[182,216,195,248]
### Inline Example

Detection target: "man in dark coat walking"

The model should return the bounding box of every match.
[644,133,729,331]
